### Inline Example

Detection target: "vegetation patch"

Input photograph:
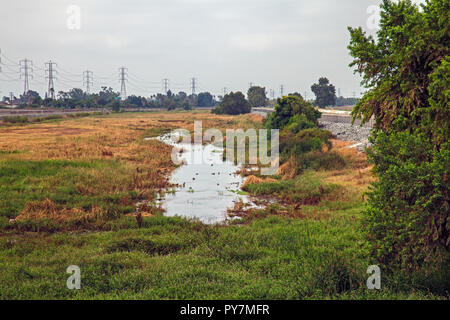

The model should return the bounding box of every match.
[244,171,337,205]
[105,239,182,256]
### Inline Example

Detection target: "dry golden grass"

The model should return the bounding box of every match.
[242,175,278,188]
[320,140,375,204]
[0,111,264,226]
[16,198,104,223]
[0,112,263,162]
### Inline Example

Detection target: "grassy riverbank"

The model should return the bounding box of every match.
[0,111,447,299]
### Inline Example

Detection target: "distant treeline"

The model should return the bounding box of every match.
[2,87,218,111]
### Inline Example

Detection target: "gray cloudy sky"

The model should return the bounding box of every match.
[0,0,425,99]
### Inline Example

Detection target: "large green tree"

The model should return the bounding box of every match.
[247,86,267,108]
[197,92,215,107]
[348,0,449,271]
[212,92,251,115]
[311,77,337,107]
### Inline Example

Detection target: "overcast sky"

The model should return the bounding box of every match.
[0,0,425,99]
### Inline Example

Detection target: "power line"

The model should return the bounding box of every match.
[0,49,19,66]
[58,66,82,77]
[0,72,20,81]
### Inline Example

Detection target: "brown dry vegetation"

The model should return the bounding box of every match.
[0,111,264,228]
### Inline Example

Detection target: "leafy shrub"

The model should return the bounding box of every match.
[365,130,449,270]
[280,128,333,161]
[348,0,450,272]
[298,150,347,171]
[284,114,316,133]
[264,95,321,130]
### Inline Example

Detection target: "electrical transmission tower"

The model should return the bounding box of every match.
[83,70,93,94]
[45,60,58,99]
[19,59,33,94]
[191,77,197,95]
[162,78,170,94]
[280,85,284,97]
[119,67,128,100]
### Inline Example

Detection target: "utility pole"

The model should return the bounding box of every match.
[10,92,14,101]
[162,78,169,94]
[280,85,284,97]
[19,59,33,95]
[119,67,128,100]
[338,88,341,97]
[45,60,57,99]
[270,89,275,100]
[83,70,93,94]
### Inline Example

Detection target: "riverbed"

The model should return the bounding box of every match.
[150,133,254,224]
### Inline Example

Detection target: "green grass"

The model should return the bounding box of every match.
[0,214,446,299]
[0,159,136,221]
[244,171,337,204]
[0,164,446,299]
[1,112,104,127]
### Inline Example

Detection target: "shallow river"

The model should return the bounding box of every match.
[151,134,253,224]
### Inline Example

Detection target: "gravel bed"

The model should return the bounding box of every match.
[319,120,373,151]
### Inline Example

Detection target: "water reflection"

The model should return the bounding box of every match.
[150,134,253,224]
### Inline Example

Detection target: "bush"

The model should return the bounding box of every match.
[284,114,316,133]
[280,128,333,161]
[348,0,450,272]
[365,130,449,271]
[264,95,321,130]
[298,150,347,171]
